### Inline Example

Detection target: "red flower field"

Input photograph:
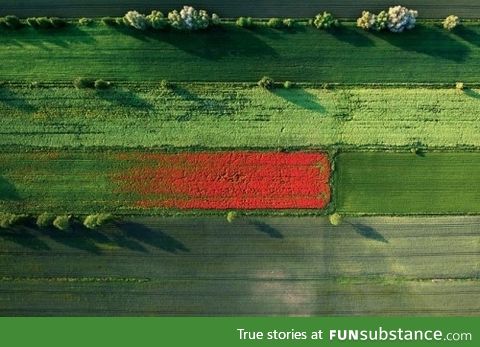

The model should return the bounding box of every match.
[118,151,330,209]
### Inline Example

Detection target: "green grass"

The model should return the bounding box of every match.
[0,216,478,315]
[2,22,480,83]
[1,85,480,149]
[336,152,480,214]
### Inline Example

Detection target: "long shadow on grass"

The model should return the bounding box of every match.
[113,221,190,253]
[95,88,153,109]
[0,88,37,112]
[112,25,278,60]
[327,26,375,47]
[0,176,21,201]
[250,221,284,239]
[0,25,95,49]
[464,89,480,99]
[42,226,103,254]
[371,25,470,62]
[350,223,388,243]
[273,88,326,113]
[453,26,480,47]
[173,86,237,121]
[0,228,50,250]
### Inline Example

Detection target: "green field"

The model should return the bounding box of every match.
[1,85,479,149]
[0,216,478,315]
[336,152,480,214]
[2,0,480,19]
[2,22,480,83]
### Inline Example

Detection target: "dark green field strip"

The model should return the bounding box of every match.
[2,23,480,83]
[2,0,480,19]
[0,216,478,316]
[1,85,479,149]
[336,152,480,214]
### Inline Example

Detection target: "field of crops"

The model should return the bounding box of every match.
[0,151,330,214]
[0,216,478,316]
[2,0,480,19]
[2,22,480,83]
[336,152,480,214]
[1,85,479,149]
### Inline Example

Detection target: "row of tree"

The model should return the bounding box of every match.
[0,212,113,231]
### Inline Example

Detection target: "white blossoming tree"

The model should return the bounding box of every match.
[387,5,418,33]
[443,15,460,31]
[168,6,212,30]
[124,10,147,30]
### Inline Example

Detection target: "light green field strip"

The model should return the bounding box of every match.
[1,85,479,149]
[0,216,478,315]
[336,152,480,214]
[1,22,480,83]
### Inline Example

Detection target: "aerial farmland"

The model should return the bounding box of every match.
[0,1,478,316]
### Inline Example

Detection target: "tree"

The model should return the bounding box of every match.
[443,15,460,31]
[4,15,22,29]
[387,6,418,33]
[236,17,254,28]
[328,213,343,226]
[146,11,168,30]
[313,12,339,29]
[36,212,55,228]
[83,213,113,229]
[226,211,238,223]
[123,11,147,30]
[53,215,71,231]
[94,79,111,89]
[267,18,283,28]
[73,77,95,89]
[257,76,275,89]
[0,212,27,229]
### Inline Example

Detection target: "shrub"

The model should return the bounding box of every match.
[236,17,254,28]
[257,76,275,89]
[78,17,93,26]
[83,213,112,229]
[50,17,67,28]
[101,17,118,26]
[313,12,339,29]
[211,13,221,26]
[226,211,238,223]
[115,17,125,26]
[357,11,387,31]
[328,213,343,226]
[168,6,210,30]
[3,15,22,29]
[160,79,171,89]
[456,82,464,90]
[73,77,95,89]
[36,212,55,228]
[53,215,71,231]
[267,18,283,28]
[0,212,22,229]
[443,15,460,31]
[283,18,295,28]
[26,17,40,28]
[283,81,293,89]
[387,6,418,33]
[94,79,111,89]
[37,17,55,28]
[146,10,168,30]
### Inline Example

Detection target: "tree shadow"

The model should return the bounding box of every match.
[464,89,480,99]
[327,26,375,47]
[350,223,388,243]
[95,88,153,109]
[0,228,50,250]
[113,221,190,253]
[453,26,480,47]
[112,25,278,60]
[0,176,21,200]
[371,25,470,62]
[273,88,326,113]
[0,25,96,49]
[173,85,236,120]
[250,220,284,239]
[0,87,37,112]
[42,226,102,254]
